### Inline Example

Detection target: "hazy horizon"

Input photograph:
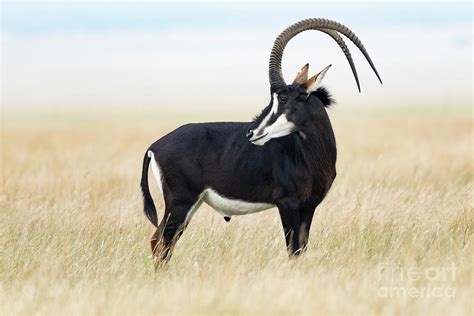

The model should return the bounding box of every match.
[2,2,472,119]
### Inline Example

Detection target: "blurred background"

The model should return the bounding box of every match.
[1,3,472,315]
[2,2,472,123]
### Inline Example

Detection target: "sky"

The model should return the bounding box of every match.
[1,2,472,118]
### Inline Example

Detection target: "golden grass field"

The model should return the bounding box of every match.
[1,107,472,315]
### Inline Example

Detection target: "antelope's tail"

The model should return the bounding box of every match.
[140,150,158,227]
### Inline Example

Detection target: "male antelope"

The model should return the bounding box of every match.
[140,18,382,263]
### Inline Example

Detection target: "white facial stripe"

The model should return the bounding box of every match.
[271,93,279,114]
[254,94,279,134]
[256,107,273,132]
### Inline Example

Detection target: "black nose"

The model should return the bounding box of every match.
[246,129,253,139]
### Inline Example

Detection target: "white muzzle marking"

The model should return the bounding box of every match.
[250,113,296,146]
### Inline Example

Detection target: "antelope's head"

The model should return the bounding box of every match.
[247,64,332,146]
[247,18,382,146]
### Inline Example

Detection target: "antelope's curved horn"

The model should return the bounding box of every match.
[318,28,360,93]
[269,18,382,92]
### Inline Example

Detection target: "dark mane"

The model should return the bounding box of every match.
[311,87,335,108]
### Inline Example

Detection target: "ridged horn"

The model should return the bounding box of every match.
[318,28,360,93]
[269,18,382,92]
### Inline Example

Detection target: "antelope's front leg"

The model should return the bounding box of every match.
[299,206,316,253]
[277,198,303,257]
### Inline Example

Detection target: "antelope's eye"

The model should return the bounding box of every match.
[278,95,288,103]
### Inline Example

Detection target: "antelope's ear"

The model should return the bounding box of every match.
[305,64,332,93]
[292,63,309,84]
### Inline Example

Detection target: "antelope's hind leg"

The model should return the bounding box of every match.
[151,194,203,266]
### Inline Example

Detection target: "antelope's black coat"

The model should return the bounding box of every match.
[141,88,337,260]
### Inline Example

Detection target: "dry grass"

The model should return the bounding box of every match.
[1,109,472,315]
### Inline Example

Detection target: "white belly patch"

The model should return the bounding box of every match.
[203,188,274,217]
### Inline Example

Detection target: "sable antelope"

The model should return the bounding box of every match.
[140,18,382,264]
